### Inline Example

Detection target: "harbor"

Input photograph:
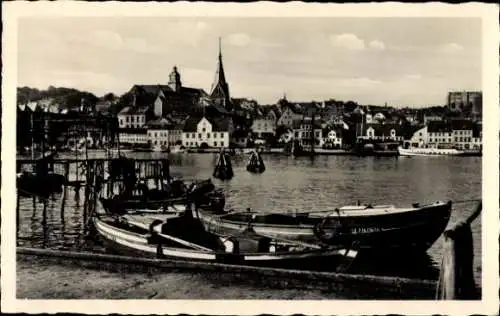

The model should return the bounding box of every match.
[8,7,494,308]
[16,152,482,299]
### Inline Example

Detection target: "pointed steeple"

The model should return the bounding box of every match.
[210,37,231,110]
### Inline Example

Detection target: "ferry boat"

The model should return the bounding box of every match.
[398,141,472,157]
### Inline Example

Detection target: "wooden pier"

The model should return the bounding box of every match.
[16,157,172,237]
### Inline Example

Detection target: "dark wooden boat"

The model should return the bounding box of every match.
[100,178,226,215]
[246,151,265,173]
[92,211,357,271]
[213,150,234,180]
[195,201,452,252]
[16,171,66,197]
[313,201,452,252]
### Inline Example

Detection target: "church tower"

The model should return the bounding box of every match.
[168,66,182,92]
[210,38,232,111]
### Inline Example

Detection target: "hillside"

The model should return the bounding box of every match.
[17,86,99,109]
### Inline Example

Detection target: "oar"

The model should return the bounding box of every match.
[125,217,214,252]
[250,231,324,250]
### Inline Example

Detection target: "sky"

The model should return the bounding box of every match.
[17,17,482,107]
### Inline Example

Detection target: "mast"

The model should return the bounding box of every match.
[311,106,315,155]
[30,112,35,161]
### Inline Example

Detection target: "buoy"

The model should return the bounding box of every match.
[213,148,234,180]
[246,150,265,173]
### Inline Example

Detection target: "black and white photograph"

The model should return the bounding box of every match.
[2,2,498,315]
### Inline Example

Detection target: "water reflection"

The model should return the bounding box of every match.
[16,153,481,282]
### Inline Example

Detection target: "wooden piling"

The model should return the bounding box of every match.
[436,201,481,300]
[16,192,20,238]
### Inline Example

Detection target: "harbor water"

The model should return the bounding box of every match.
[17,152,482,287]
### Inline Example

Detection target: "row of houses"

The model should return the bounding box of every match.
[408,119,482,150]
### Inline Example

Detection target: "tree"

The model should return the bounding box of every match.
[103,93,117,102]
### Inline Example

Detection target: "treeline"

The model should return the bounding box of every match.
[17,86,99,109]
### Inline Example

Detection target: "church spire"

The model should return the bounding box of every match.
[210,37,231,110]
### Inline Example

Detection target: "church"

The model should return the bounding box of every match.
[121,38,233,121]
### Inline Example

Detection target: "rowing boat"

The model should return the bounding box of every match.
[92,211,357,271]
[194,201,453,252]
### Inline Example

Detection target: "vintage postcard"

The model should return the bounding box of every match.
[2,1,499,315]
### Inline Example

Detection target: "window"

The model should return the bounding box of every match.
[192,133,195,138]
[202,128,206,132]
[221,141,224,147]
[126,116,129,122]
[214,141,218,147]
[207,133,211,138]
[186,134,189,139]
[120,119,124,126]
[198,133,202,139]
[220,133,224,138]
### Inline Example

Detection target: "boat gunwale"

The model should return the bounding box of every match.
[94,217,348,258]
[197,201,451,225]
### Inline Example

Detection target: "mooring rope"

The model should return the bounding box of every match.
[452,199,481,204]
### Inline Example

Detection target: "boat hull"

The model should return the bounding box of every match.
[314,201,452,251]
[93,216,356,271]
[397,146,479,157]
[196,201,452,252]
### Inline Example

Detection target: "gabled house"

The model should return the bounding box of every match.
[277,103,303,128]
[251,107,277,139]
[146,117,173,147]
[118,106,151,129]
[291,119,323,148]
[359,123,404,142]
[182,116,233,148]
[322,126,344,148]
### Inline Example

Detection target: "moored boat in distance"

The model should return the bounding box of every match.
[398,141,481,157]
[169,145,185,154]
[152,145,169,152]
[194,200,452,253]
[398,146,466,157]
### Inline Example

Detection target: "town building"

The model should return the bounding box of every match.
[182,116,233,148]
[119,128,148,146]
[358,124,404,142]
[447,91,482,119]
[408,119,482,150]
[117,106,150,129]
[423,114,443,125]
[451,119,481,150]
[292,119,323,148]
[322,127,343,148]
[152,67,209,118]
[146,118,172,147]
[169,122,184,147]
[251,107,277,139]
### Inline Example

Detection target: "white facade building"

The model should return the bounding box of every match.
[182,116,232,148]
[118,106,149,129]
[119,129,149,145]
